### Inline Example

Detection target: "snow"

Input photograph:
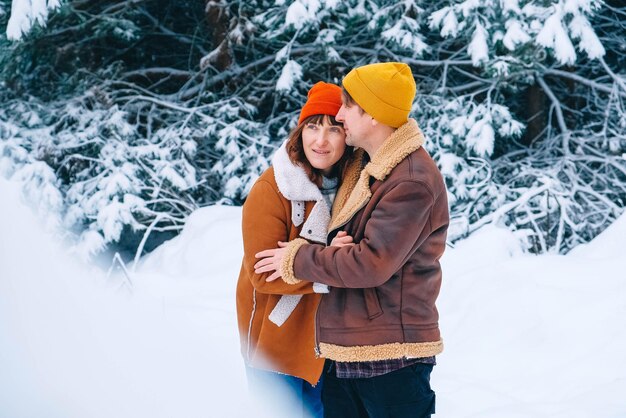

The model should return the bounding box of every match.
[96,199,136,242]
[502,0,522,14]
[11,161,63,230]
[276,59,303,92]
[536,12,577,65]
[74,229,106,259]
[493,60,510,76]
[2,176,626,417]
[467,118,495,157]
[6,0,38,40]
[381,19,428,55]
[429,6,465,39]
[569,14,605,59]
[468,21,489,67]
[285,1,308,30]
[458,0,481,18]
[438,225,626,417]
[275,43,291,61]
[438,152,464,178]
[321,0,339,9]
[6,0,59,41]
[563,0,598,14]
[315,28,337,44]
[503,19,531,51]
[0,179,251,418]
[440,9,460,38]
[447,100,521,158]
[429,6,451,32]
[285,0,320,30]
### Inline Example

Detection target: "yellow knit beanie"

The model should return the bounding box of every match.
[342,62,416,128]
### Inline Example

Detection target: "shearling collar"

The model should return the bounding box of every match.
[329,119,425,232]
[365,118,425,181]
[272,142,323,202]
[271,141,331,244]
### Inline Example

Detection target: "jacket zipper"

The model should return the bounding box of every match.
[314,301,321,357]
[328,195,370,241]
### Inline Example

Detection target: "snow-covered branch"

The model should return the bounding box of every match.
[2,0,625,257]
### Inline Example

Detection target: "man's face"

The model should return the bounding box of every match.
[335,101,371,148]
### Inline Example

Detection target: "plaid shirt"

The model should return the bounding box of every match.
[334,356,436,379]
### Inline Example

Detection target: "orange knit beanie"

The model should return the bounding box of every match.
[298,82,342,124]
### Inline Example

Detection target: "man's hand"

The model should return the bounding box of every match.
[255,241,288,282]
[331,231,355,248]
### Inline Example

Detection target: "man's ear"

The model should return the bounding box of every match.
[370,117,378,127]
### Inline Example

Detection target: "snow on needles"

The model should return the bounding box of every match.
[536,11,577,65]
[468,21,489,67]
[6,0,60,41]
[276,59,303,92]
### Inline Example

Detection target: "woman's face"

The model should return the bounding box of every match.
[301,117,346,176]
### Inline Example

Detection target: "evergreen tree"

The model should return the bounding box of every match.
[1,0,625,257]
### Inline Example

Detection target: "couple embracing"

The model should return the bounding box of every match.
[236,62,449,418]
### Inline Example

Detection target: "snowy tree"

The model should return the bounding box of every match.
[1,0,625,257]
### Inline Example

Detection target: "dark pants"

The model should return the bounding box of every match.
[321,362,435,418]
[246,366,324,418]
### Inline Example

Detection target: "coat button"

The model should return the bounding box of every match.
[308,230,312,234]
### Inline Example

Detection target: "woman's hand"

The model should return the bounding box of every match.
[255,241,288,282]
[330,231,355,248]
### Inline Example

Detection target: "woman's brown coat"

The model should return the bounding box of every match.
[236,144,333,386]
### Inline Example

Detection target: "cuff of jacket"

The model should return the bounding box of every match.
[280,238,308,285]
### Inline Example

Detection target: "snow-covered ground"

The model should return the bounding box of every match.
[1,176,625,417]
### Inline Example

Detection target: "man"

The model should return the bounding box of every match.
[255,62,449,417]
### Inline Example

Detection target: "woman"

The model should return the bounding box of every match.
[236,82,352,418]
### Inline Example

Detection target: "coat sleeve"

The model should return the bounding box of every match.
[241,179,317,295]
[289,180,438,289]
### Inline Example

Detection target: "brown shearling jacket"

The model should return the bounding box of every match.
[280,119,449,362]
[236,140,340,385]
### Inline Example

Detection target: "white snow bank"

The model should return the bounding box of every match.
[436,225,626,417]
[139,205,243,279]
[569,213,626,260]
[0,179,250,418]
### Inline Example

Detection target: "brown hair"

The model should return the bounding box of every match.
[341,88,365,114]
[286,114,353,187]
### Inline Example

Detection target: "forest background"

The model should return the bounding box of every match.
[1,0,625,262]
